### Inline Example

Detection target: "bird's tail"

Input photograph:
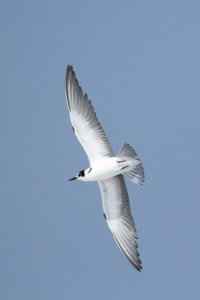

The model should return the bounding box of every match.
[117,143,144,185]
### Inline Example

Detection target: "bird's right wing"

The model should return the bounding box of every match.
[98,175,142,271]
[65,66,114,163]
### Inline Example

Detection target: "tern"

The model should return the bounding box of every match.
[65,66,144,271]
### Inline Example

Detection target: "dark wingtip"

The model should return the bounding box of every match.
[66,65,73,79]
[114,233,142,272]
[65,65,75,111]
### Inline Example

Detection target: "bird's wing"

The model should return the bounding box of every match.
[98,175,142,271]
[65,66,114,163]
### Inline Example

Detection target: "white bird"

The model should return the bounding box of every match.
[65,66,144,271]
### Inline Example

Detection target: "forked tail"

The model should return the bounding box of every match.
[118,143,144,185]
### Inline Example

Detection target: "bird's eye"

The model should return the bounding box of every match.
[78,170,85,177]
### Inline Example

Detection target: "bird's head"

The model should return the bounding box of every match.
[68,169,85,181]
[68,168,92,181]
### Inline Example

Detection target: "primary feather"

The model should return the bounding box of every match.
[65,66,114,163]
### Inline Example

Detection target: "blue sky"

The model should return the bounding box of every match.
[1,0,200,299]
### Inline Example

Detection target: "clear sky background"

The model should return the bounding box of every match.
[1,1,200,299]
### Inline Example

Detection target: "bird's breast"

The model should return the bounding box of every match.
[84,157,123,181]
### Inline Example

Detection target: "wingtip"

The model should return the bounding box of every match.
[128,254,142,271]
[66,65,73,78]
[113,232,142,272]
[65,65,75,112]
[128,255,143,272]
[135,264,143,272]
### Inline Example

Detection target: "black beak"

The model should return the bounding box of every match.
[68,176,77,181]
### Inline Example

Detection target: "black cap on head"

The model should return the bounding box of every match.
[68,169,85,181]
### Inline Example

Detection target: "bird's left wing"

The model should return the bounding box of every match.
[65,66,114,163]
[98,175,142,271]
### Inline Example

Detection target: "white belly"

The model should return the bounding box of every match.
[82,157,134,181]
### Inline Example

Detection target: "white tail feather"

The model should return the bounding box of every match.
[118,143,144,185]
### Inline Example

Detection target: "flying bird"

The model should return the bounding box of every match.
[65,66,144,271]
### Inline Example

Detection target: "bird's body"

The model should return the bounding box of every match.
[77,156,140,182]
[65,66,144,271]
